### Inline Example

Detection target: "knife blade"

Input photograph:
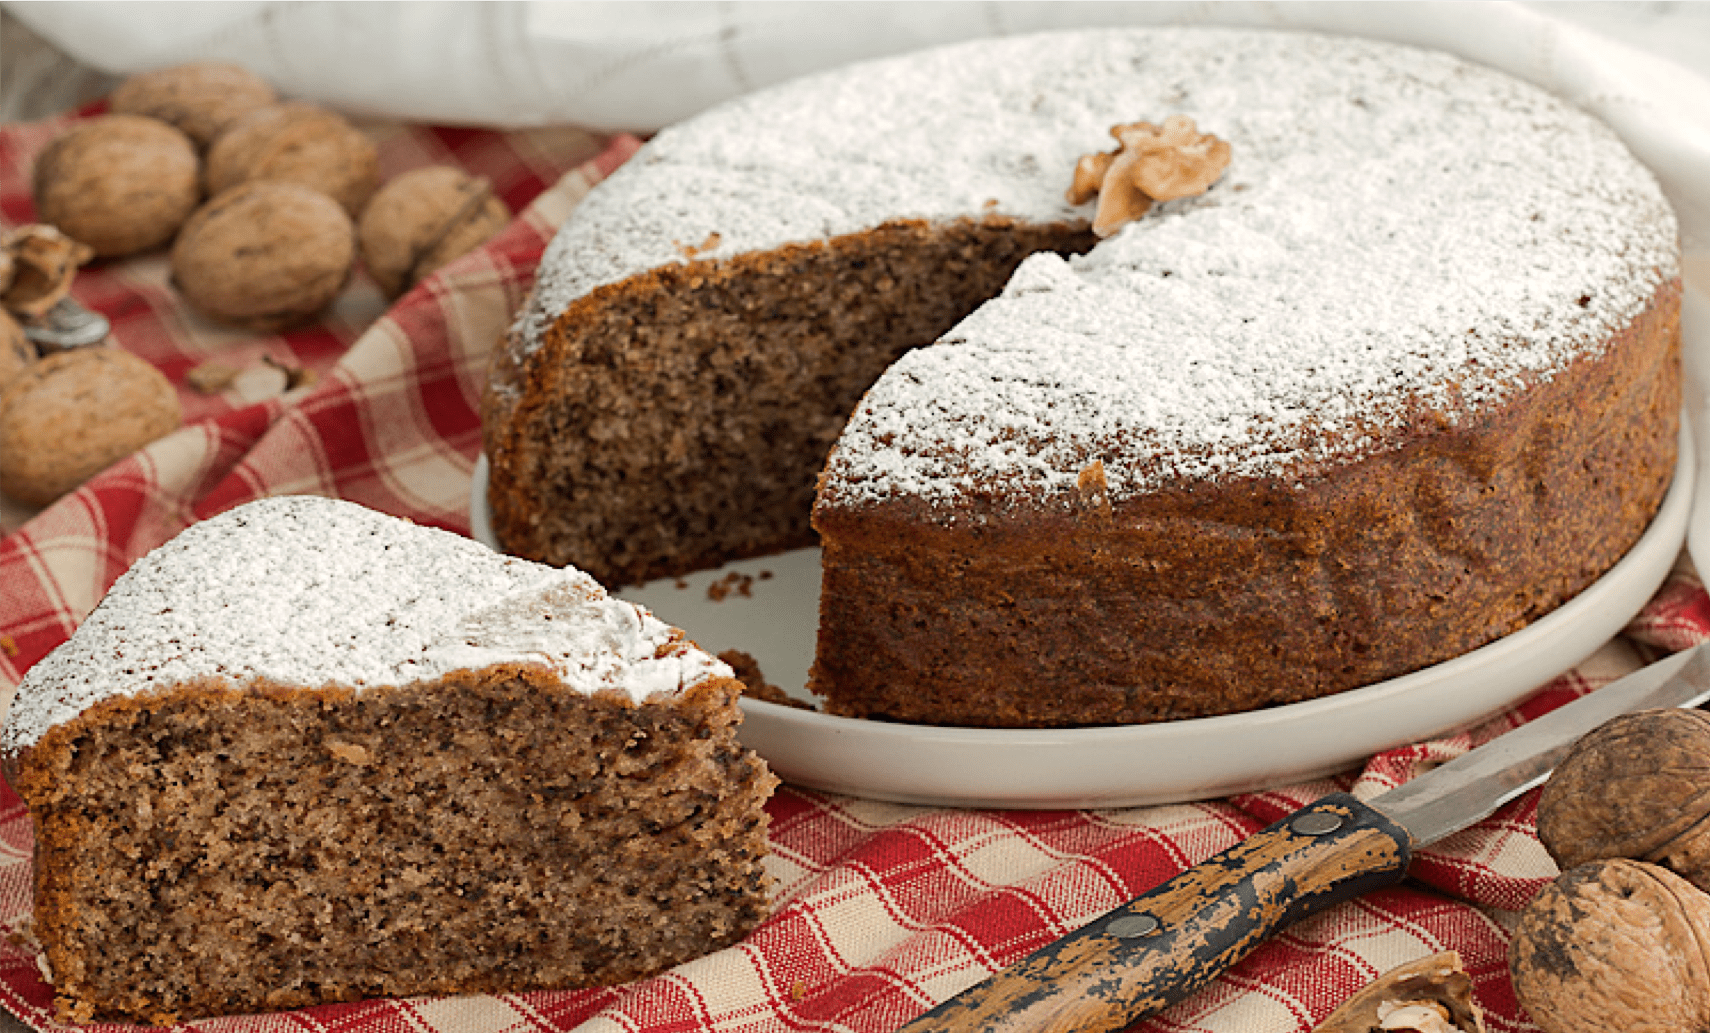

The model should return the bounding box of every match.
[898,642,1710,1033]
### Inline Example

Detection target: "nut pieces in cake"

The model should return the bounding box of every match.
[1068,115,1232,237]
[31,114,202,258]
[1534,707,1710,891]
[1508,858,1710,1033]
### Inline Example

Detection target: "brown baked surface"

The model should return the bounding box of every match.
[14,671,774,1025]
[809,279,1682,726]
[483,218,1095,586]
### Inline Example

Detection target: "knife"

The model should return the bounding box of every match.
[898,642,1710,1033]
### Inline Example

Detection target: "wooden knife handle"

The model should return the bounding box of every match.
[898,793,1411,1033]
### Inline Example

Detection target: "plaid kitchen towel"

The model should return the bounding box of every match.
[0,107,1705,1033]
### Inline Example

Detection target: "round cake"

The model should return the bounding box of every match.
[483,28,1681,727]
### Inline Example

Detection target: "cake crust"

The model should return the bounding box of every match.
[811,279,1680,725]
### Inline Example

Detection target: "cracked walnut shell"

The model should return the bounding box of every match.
[205,102,379,216]
[1536,708,1710,891]
[1,225,94,323]
[171,181,354,332]
[358,166,510,298]
[32,114,201,258]
[0,310,34,410]
[1311,951,1485,1033]
[110,62,277,149]
[1509,858,1710,1033]
[1067,115,1231,238]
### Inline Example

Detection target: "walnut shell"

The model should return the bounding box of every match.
[1,224,94,322]
[0,347,181,506]
[1536,708,1710,890]
[32,114,201,257]
[171,181,354,331]
[1311,951,1485,1032]
[205,102,379,216]
[1509,859,1710,1033]
[357,166,511,298]
[109,62,277,149]
[0,309,35,407]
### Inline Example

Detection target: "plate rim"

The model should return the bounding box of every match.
[471,418,1694,808]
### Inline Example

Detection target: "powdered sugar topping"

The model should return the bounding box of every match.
[2,497,732,753]
[510,28,1676,516]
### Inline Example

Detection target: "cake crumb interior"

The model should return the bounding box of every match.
[29,674,773,1025]
[511,218,1095,584]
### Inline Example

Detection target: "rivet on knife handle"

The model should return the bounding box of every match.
[898,793,1411,1033]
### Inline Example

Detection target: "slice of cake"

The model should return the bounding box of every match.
[0,496,777,1025]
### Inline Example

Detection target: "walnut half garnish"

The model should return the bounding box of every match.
[1067,115,1232,238]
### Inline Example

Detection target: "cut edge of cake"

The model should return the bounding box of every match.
[3,496,779,1025]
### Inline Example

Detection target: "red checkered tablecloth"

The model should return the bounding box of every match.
[1,107,1705,1033]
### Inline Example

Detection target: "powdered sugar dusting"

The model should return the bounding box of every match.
[825,33,1677,512]
[509,27,1677,516]
[2,497,732,754]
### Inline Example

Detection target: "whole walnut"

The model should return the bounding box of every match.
[1509,858,1710,1033]
[1536,708,1710,890]
[0,347,181,505]
[110,62,277,149]
[205,102,379,216]
[32,114,201,257]
[171,181,354,331]
[358,166,511,298]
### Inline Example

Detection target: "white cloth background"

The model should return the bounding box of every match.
[8,2,1709,253]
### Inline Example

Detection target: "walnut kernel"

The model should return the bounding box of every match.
[1067,115,1231,238]
[184,360,240,395]
[110,62,277,149]
[1509,858,1710,1033]
[171,181,354,331]
[357,166,511,298]
[32,114,201,257]
[1536,708,1710,891]
[0,225,94,322]
[205,102,379,216]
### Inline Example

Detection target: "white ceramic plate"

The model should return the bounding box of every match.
[471,422,1693,809]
